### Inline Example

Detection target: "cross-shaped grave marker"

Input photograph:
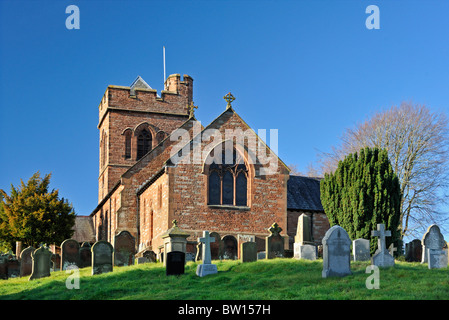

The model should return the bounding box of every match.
[371,223,395,267]
[196,230,218,277]
[199,231,215,265]
[371,223,391,253]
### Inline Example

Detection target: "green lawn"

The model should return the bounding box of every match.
[0,259,448,300]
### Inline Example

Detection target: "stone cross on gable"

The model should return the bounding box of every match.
[371,224,391,253]
[199,231,215,264]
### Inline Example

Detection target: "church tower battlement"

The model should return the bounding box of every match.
[97,74,193,203]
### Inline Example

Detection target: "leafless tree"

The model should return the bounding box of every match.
[319,102,449,238]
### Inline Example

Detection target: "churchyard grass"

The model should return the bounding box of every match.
[0,259,448,300]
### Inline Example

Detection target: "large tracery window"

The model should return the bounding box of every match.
[137,129,152,160]
[208,148,248,206]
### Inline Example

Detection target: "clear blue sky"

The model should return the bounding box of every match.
[1,1,448,239]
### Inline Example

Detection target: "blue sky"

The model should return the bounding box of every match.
[1,0,448,239]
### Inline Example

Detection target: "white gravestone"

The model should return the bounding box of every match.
[352,239,370,261]
[196,231,218,277]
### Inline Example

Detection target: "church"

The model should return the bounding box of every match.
[84,73,330,259]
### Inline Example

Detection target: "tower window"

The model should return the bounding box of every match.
[137,129,152,160]
[124,130,132,159]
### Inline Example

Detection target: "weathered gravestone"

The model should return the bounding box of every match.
[61,239,80,270]
[166,251,185,276]
[29,246,53,281]
[352,239,370,261]
[421,225,446,262]
[294,214,317,261]
[114,230,136,266]
[322,225,352,278]
[161,220,189,266]
[0,255,7,280]
[371,224,395,267]
[222,235,238,260]
[266,223,284,259]
[79,242,92,268]
[240,242,257,263]
[210,232,223,260]
[405,239,422,262]
[91,240,114,275]
[196,231,218,277]
[421,224,447,269]
[19,246,35,277]
[136,249,157,264]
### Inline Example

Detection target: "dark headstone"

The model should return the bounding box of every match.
[209,232,222,260]
[222,235,238,260]
[79,242,92,268]
[405,239,422,262]
[19,246,35,277]
[0,255,7,280]
[92,240,114,275]
[266,223,284,259]
[61,239,80,270]
[114,230,136,266]
[29,246,52,280]
[240,242,257,263]
[166,251,185,276]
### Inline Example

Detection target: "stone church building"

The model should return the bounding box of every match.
[85,73,330,258]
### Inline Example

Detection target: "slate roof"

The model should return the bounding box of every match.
[287,175,324,212]
[71,216,96,243]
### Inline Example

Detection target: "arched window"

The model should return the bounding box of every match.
[101,131,107,167]
[124,130,132,159]
[137,129,152,160]
[207,148,248,206]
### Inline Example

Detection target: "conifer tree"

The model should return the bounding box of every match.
[320,147,402,254]
[0,172,76,251]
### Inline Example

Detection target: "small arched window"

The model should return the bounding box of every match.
[137,129,152,160]
[208,148,248,206]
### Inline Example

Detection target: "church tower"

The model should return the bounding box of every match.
[97,74,193,202]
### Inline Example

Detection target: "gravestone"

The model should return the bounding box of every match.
[19,246,35,277]
[222,235,238,260]
[91,240,114,275]
[51,253,61,271]
[266,223,284,259]
[79,242,92,268]
[405,239,422,262]
[166,251,185,276]
[295,214,313,244]
[161,220,190,266]
[136,250,157,264]
[421,224,446,264]
[0,255,8,280]
[240,242,257,263]
[294,214,316,260]
[61,239,80,270]
[294,244,317,260]
[29,246,53,280]
[322,225,352,278]
[114,230,136,267]
[210,232,223,260]
[196,231,218,277]
[371,224,394,267]
[428,248,448,269]
[352,239,370,261]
